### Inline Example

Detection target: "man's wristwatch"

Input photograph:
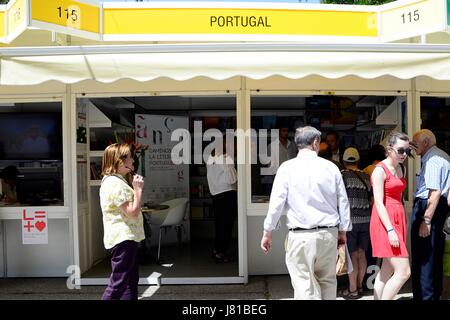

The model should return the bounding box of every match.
[423,217,431,225]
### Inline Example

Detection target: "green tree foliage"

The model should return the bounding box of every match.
[0,0,9,4]
[322,0,394,4]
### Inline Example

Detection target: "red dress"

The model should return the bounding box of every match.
[369,162,408,258]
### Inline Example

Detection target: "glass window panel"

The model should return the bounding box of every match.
[250,95,404,203]
[0,102,64,206]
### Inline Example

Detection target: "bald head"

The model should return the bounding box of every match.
[413,129,436,156]
[413,129,436,145]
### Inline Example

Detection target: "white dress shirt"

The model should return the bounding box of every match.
[263,149,352,232]
[331,151,340,163]
[206,154,237,196]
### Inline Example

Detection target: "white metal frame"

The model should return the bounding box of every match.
[413,91,450,175]
[4,42,450,57]
[75,89,246,285]
[0,93,76,275]
[0,96,69,217]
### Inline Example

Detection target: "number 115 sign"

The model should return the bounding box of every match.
[379,0,447,42]
[30,0,101,41]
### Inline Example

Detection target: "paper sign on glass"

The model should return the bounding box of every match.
[22,209,49,244]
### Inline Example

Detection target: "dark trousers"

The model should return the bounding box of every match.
[411,197,449,300]
[212,190,237,255]
[102,240,139,300]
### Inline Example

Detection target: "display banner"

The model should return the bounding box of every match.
[5,0,27,43]
[0,0,447,44]
[22,209,49,245]
[30,0,101,40]
[135,114,189,203]
[380,0,447,42]
[103,3,378,42]
[0,7,6,42]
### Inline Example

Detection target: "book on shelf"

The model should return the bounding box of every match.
[190,183,210,198]
[191,206,204,220]
[90,162,101,180]
[203,203,214,220]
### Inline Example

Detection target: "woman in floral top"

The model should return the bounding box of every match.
[100,143,145,300]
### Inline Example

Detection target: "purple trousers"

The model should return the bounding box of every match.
[102,240,139,300]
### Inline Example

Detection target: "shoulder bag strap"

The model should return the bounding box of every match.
[351,170,372,203]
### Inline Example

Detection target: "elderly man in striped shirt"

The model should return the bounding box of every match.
[411,129,450,300]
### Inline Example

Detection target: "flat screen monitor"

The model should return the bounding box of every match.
[0,112,62,161]
[16,168,62,205]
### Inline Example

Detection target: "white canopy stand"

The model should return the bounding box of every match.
[2,43,450,85]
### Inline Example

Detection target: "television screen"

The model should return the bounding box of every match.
[16,167,62,205]
[0,112,63,161]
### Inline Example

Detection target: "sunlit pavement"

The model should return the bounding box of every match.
[0,275,447,300]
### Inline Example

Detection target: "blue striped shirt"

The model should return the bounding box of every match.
[415,145,450,199]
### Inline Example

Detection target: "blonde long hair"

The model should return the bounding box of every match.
[101,143,132,177]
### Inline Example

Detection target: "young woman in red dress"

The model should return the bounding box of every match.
[370,132,412,300]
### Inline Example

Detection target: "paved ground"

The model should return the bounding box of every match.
[0,275,423,300]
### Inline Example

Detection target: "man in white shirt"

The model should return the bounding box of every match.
[206,137,238,263]
[266,125,298,175]
[260,126,351,300]
[261,125,297,195]
[325,130,342,164]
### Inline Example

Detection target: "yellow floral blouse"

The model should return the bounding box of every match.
[100,174,145,249]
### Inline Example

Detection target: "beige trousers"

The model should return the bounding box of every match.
[285,228,338,300]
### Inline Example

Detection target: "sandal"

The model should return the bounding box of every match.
[342,289,361,300]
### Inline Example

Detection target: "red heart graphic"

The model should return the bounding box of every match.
[35,221,46,232]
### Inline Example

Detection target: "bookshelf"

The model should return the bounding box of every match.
[250,94,402,202]
[87,105,134,186]
[190,165,214,221]
[337,97,401,150]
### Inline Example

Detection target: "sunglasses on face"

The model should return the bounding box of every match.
[394,147,412,156]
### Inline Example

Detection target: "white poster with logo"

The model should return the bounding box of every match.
[22,209,48,244]
[135,114,189,203]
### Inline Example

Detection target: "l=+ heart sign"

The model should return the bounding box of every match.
[35,221,46,232]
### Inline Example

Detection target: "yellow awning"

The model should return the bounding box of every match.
[2,43,450,85]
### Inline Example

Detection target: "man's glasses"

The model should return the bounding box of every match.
[394,147,412,156]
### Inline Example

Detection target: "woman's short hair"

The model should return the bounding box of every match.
[386,131,409,147]
[295,126,322,149]
[101,143,132,176]
[385,131,414,158]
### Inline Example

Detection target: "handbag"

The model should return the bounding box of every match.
[336,245,353,276]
